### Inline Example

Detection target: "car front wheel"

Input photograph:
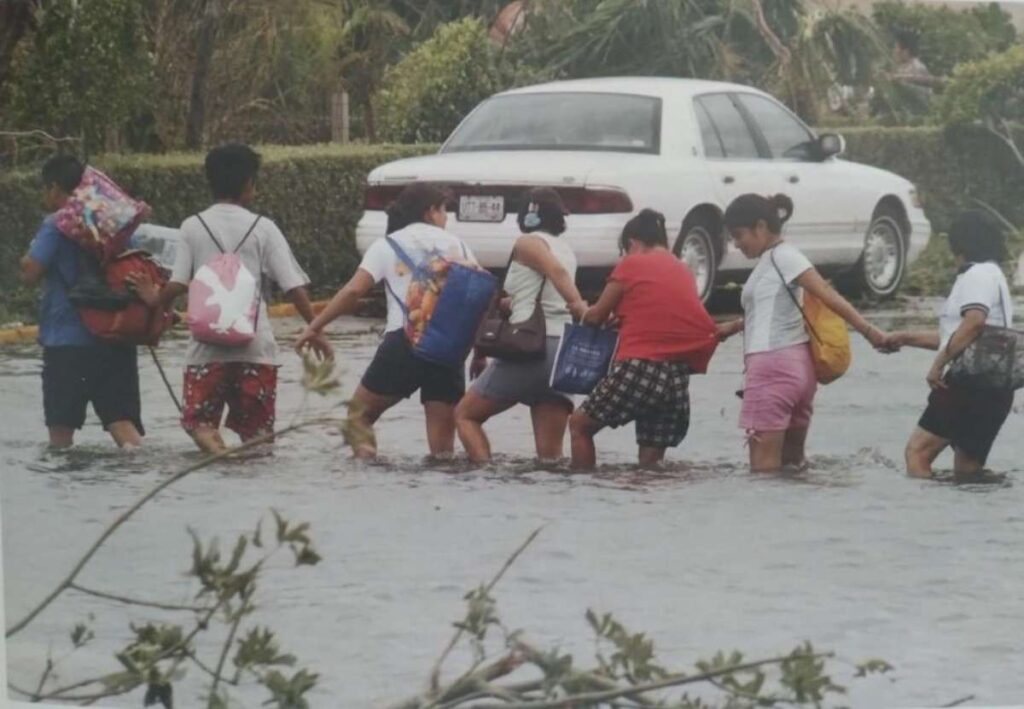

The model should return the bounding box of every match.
[856,213,906,299]
[674,220,718,303]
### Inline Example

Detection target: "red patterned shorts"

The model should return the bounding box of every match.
[182,363,278,441]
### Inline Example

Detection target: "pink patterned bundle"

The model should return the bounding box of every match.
[54,166,151,263]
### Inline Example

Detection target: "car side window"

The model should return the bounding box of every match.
[736,94,815,160]
[695,94,759,159]
[694,100,724,158]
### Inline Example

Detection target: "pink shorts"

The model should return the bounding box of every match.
[740,343,817,433]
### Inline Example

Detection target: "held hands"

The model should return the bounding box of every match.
[294,326,334,360]
[470,354,488,380]
[716,319,743,342]
[568,298,588,321]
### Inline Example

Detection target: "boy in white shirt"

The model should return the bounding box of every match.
[133,144,331,453]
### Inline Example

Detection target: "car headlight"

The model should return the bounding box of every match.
[909,186,922,209]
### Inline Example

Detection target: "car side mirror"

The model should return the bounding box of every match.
[818,133,845,159]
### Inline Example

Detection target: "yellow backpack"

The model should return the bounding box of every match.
[770,249,851,385]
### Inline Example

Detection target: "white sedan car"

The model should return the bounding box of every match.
[356,77,930,300]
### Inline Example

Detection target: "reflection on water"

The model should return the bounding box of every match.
[2,306,1023,707]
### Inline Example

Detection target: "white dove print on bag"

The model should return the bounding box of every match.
[187,215,263,347]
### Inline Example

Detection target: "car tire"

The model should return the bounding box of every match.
[673,218,719,303]
[849,210,907,300]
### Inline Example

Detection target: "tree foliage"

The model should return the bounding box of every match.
[933,44,1024,168]
[513,0,890,123]
[872,0,1017,77]
[4,0,154,154]
[376,17,528,143]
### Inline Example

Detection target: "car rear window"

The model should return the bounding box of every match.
[442,92,661,155]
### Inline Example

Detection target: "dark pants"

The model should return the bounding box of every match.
[42,345,144,434]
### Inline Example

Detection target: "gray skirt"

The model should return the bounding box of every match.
[471,336,573,408]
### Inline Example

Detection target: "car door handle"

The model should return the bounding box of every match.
[787,175,800,184]
[723,176,735,184]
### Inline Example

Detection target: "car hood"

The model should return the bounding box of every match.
[367,150,658,187]
[836,158,914,190]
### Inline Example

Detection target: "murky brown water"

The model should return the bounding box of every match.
[2,300,1022,707]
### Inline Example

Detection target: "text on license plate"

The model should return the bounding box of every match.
[458,195,505,222]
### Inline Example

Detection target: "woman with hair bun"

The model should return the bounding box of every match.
[569,208,718,469]
[716,193,891,472]
[888,210,1014,479]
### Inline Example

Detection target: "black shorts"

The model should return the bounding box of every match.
[42,345,144,434]
[918,381,1013,464]
[361,330,465,404]
[580,359,691,448]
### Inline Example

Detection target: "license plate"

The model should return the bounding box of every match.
[458,195,504,222]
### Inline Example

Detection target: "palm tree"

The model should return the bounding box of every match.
[334,0,410,141]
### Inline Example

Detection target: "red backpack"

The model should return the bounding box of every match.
[69,250,174,346]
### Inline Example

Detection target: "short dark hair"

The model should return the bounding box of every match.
[619,208,668,252]
[205,144,261,200]
[948,210,1007,263]
[41,154,85,193]
[517,187,567,236]
[893,29,920,56]
[723,193,794,235]
[386,183,451,234]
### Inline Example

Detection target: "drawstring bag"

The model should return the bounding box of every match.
[54,166,151,264]
[187,215,263,347]
[770,249,851,385]
[948,290,1024,390]
[549,322,619,395]
[384,236,496,368]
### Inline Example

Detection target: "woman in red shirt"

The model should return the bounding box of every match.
[569,209,718,469]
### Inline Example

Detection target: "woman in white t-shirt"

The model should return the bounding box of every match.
[296,183,475,459]
[716,194,891,472]
[888,210,1014,478]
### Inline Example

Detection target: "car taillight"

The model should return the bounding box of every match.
[364,184,404,210]
[557,187,633,214]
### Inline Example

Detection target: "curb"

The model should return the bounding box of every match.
[0,299,333,346]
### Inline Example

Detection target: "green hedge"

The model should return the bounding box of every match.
[841,124,1024,232]
[2,125,1022,323]
[0,143,434,324]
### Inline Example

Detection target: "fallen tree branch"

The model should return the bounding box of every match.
[68,582,211,613]
[461,652,835,709]
[427,526,543,695]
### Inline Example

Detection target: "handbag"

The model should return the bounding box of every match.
[769,248,851,385]
[474,248,547,361]
[947,289,1024,390]
[549,322,619,395]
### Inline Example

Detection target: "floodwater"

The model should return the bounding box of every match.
[2,299,1022,708]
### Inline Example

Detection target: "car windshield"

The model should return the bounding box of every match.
[442,92,661,154]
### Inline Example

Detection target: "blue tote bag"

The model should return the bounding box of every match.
[384,236,497,368]
[549,322,619,395]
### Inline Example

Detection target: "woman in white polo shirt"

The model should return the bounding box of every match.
[889,210,1014,478]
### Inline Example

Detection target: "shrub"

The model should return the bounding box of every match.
[375,18,514,144]
[932,44,1024,128]
[0,144,435,323]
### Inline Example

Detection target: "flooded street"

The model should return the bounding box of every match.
[2,300,1022,707]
